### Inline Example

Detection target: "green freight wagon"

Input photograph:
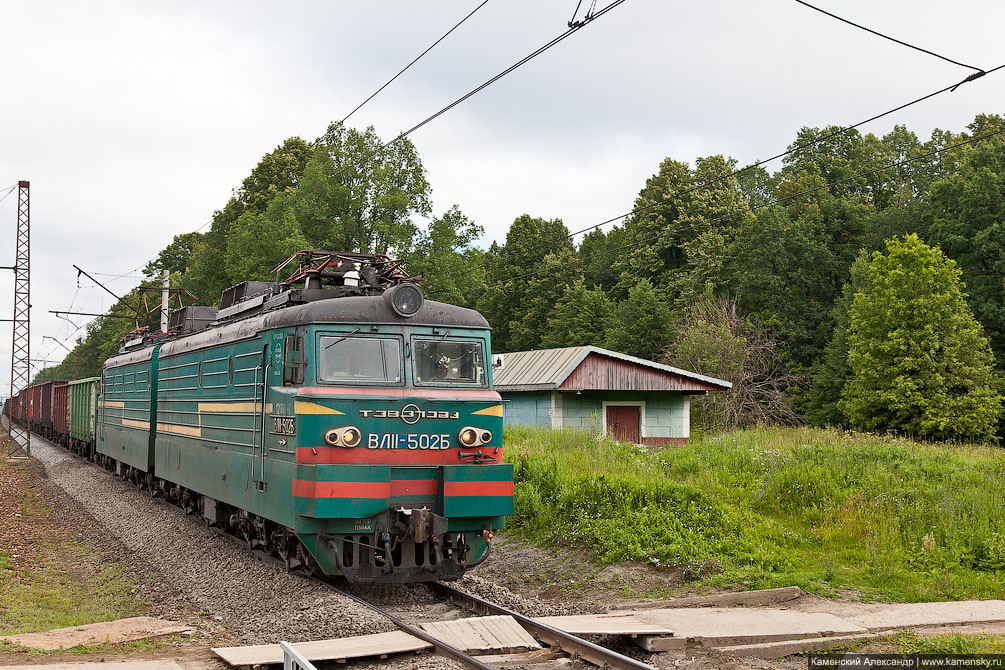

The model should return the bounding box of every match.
[69,377,99,458]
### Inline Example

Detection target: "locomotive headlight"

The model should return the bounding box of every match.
[325,426,362,448]
[458,427,478,447]
[385,283,423,317]
[480,430,492,444]
[341,426,362,448]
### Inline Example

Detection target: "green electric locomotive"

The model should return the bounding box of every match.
[96,251,512,583]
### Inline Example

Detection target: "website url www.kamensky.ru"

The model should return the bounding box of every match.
[810,656,1005,669]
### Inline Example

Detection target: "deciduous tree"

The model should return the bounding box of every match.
[840,235,1001,441]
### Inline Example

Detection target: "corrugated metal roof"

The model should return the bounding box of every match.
[492,345,731,391]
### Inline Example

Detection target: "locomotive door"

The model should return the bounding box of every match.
[253,333,286,492]
[253,341,271,492]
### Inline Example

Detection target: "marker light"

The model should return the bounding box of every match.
[458,426,491,447]
[325,426,362,448]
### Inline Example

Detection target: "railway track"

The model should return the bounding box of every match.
[20,424,659,670]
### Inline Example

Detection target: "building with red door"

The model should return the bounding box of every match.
[492,346,730,445]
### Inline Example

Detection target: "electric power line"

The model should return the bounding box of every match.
[392,0,626,141]
[795,0,985,74]
[340,0,491,125]
[126,2,619,284]
[427,62,1005,293]
[449,127,1005,299]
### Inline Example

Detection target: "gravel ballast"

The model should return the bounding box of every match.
[31,438,394,645]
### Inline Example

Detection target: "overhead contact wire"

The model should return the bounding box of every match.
[340,0,491,125]
[392,0,627,142]
[137,0,625,282]
[452,127,1005,297]
[794,0,985,74]
[427,62,1005,293]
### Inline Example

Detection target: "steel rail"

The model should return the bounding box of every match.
[326,585,496,670]
[431,581,660,670]
[25,422,656,670]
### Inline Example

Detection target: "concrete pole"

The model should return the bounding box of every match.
[161,270,170,332]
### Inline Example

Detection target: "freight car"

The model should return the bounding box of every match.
[16,252,513,584]
[52,382,70,445]
[68,377,99,457]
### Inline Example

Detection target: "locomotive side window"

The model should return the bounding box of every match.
[283,334,304,385]
[413,339,485,386]
[318,336,402,384]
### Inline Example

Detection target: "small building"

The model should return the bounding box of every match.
[492,346,731,445]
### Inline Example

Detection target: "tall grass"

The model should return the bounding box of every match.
[504,425,1005,600]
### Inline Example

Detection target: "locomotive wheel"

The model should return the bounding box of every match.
[297,543,318,576]
[144,472,157,497]
[272,526,294,569]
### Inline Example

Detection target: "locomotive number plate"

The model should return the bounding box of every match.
[367,433,451,450]
[271,415,296,435]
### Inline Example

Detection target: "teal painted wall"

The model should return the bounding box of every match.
[502,391,553,427]
[501,390,689,439]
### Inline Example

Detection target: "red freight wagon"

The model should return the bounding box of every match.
[52,381,70,443]
[30,384,42,429]
[20,387,29,424]
[37,380,67,437]
[39,381,54,432]
[26,385,36,427]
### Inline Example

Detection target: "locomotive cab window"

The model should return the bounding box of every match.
[318,335,402,384]
[413,338,486,386]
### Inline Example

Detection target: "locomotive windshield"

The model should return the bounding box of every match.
[318,335,402,384]
[413,338,485,386]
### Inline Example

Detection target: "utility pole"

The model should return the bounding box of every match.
[7,181,30,459]
[161,269,169,332]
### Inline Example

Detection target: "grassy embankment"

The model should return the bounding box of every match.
[0,454,144,654]
[503,425,1005,601]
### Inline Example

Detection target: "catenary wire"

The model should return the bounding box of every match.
[340,0,491,125]
[392,0,626,141]
[42,0,622,361]
[568,0,584,26]
[427,62,1005,292]
[444,127,1005,299]
[129,1,625,283]
[795,0,985,74]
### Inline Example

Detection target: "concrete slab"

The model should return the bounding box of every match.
[535,613,675,636]
[844,601,1005,630]
[623,607,866,647]
[631,586,803,610]
[214,616,537,666]
[719,631,888,658]
[0,663,187,670]
[0,618,192,651]
[213,631,431,666]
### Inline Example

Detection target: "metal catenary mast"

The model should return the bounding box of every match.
[7,181,30,459]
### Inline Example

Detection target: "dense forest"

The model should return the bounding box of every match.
[35,114,1005,440]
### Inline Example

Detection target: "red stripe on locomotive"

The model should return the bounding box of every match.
[443,481,514,497]
[390,479,439,496]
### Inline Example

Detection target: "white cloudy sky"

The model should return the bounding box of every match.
[1,0,1002,391]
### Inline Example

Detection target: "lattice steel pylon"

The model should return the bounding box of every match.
[7,181,30,459]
